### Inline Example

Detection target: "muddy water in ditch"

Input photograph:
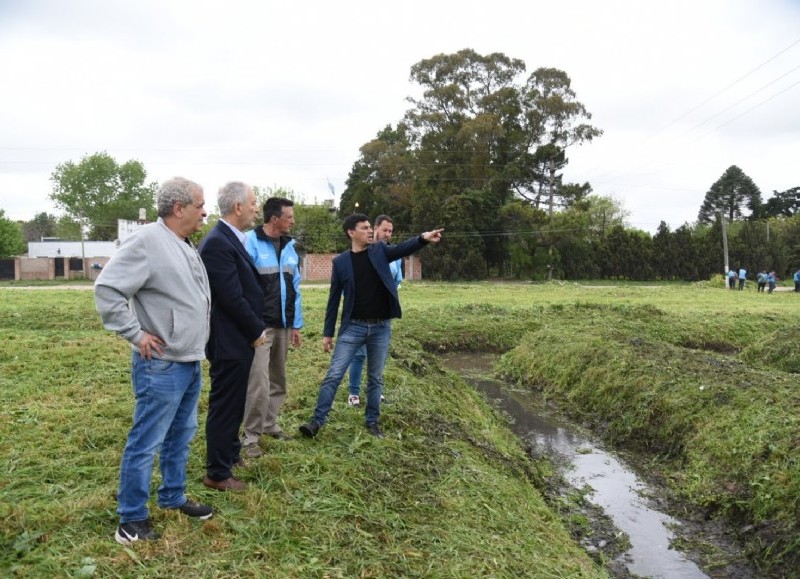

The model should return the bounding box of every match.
[441,352,710,579]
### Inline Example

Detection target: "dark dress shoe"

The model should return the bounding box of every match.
[267,431,293,441]
[366,423,384,438]
[203,476,247,492]
[298,420,321,438]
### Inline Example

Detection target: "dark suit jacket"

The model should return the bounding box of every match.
[323,235,428,338]
[199,221,265,360]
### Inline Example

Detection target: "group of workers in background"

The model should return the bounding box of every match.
[727,266,800,293]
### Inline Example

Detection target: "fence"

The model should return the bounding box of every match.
[0,259,14,281]
[10,254,423,282]
[14,257,111,281]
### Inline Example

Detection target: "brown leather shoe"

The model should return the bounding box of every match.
[203,476,247,492]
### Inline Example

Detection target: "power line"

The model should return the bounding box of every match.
[588,67,800,189]
[690,75,800,144]
[677,62,800,139]
[644,34,800,141]
[581,36,800,187]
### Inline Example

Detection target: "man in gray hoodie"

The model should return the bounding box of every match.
[95,177,213,545]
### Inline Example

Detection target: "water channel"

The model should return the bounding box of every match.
[441,352,715,579]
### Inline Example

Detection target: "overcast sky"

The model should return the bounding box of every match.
[1,0,798,233]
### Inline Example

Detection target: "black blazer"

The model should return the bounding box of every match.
[323,235,427,338]
[199,221,265,360]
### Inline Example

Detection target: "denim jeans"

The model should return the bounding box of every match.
[312,320,391,426]
[117,352,202,523]
[347,344,367,396]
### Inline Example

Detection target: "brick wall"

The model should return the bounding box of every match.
[16,257,52,280]
[302,254,334,281]
[301,254,423,282]
[14,256,112,281]
[12,255,422,283]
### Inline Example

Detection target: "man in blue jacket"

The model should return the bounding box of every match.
[241,197,303,457]
[300,214,442,439]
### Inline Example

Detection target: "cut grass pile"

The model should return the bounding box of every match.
[3,281,798,576]
[483,292,800,575]
[0,287,602,578]
[389,281,800,574]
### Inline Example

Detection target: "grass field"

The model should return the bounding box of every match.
[1,281,798,577]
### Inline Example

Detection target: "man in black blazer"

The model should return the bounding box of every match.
[299,213,442,439]
[199,181,266,491]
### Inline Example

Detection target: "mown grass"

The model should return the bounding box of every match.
[0,287,602,578]
[3,281,799,576]
[472,285,800,576]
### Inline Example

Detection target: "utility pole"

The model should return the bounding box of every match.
[720,212,729,283]
[80,213,87,279]
[546,156,556,282]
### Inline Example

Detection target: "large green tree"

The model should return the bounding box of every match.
[55,215,83,240]
[0,209,25,258]
[770,214,800,272]
[522,68,602,217]
[343,49,601,279]
[697,165,763,224]
[499,199,547,279]
[762,186,800,218]
[50,152,158,240]
[562,194,629,241]
[339,124,416,229]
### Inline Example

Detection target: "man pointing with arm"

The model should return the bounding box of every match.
[300,214,442,439]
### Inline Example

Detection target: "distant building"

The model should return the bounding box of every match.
[27,240,118,258]
[117,217,148,244]
[26,218,148,259]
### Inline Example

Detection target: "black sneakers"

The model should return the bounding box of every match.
[115,519,158,545]
[366,423,384,438]
[174,500,213,520]
[299,420,321,438]
[115,501,212,545]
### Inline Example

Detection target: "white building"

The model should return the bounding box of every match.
[26,219,148,258]
[27,240,118,258]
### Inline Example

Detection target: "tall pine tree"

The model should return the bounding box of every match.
[698,165,762,224]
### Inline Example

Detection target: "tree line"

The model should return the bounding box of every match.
[1,49,797,279]
[335,50,798,281]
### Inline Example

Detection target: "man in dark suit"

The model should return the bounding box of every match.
[299,213,442,439]
[199,181,266,491]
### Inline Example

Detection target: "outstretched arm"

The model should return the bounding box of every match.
[421,229,444,243]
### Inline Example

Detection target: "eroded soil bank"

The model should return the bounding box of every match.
[441,352,758,579]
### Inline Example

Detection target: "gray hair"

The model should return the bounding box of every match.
[218,181,251,216]
[157,177,201,218]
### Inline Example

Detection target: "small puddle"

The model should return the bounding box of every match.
[441,352,709,579]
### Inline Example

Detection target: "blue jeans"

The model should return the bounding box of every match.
[117,352,202,523]
[312,320,391,426]
[348,344,367,396]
